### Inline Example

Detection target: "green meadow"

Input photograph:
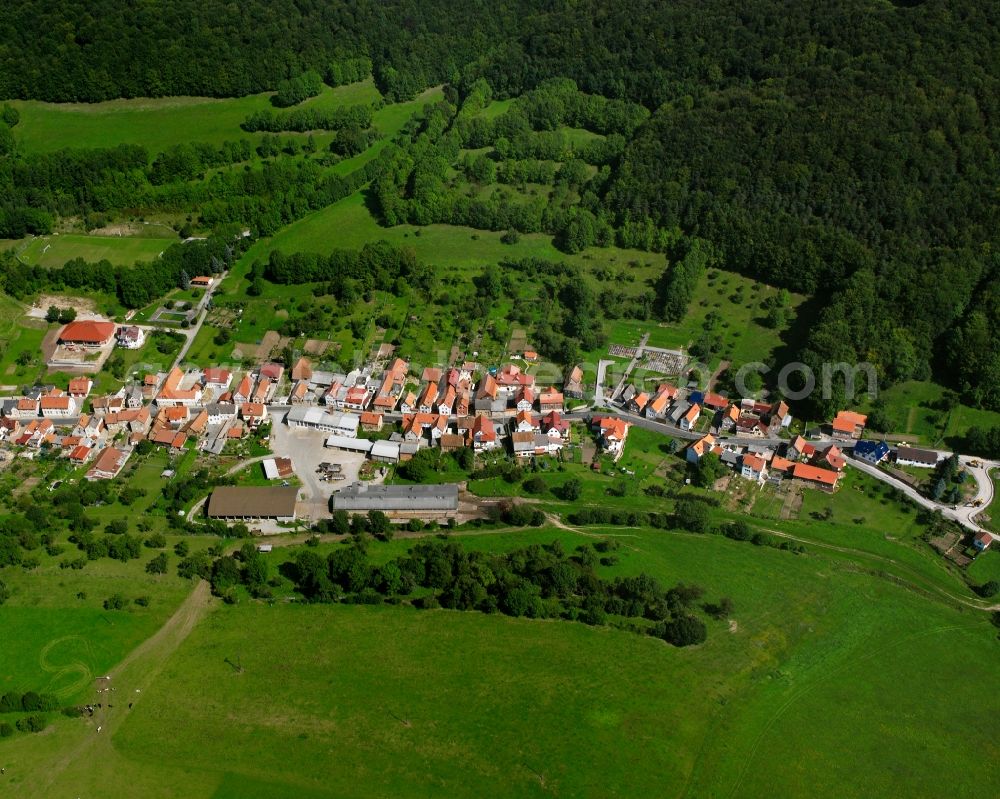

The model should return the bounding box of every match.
[4,523,999,798]
[15,233,176,268]
[8,80,383,154]
[862,380,1000,447]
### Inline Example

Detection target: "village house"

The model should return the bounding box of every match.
[831,410,867,441]
[853,440,890,465]
[206,403,237,425]
[240,402,268,429]
[564,365,585,399]
[974,531,992,552]
[767,454,794,478]
[435,385,456,416]
[538,387,563,414]
[323,382,347,408]
[541,411,570,441]
[0,417,20,441]
[645,389,672,420]
[252,377,272,404]
[791,462,840,492]
[161,405,190,427]
[686,433,718,464]
[592,416,630,458]
[511,430,537,459]
[142,373,161,398]
[150,427,187,452]
[735,416,767,437]
[202,367,232,393]
[418,382,439,414]
[628,392,650,414]
[68,377,93,398]
[818,444,847,471]
[125,386,143,409]
[787,435,814,461]
[290,381,311,404]
[233,374,254,405]
[439,433,467,453]
[157,367,203,407]
[69,444,94,465]
[291,357,313,382]
[342,386,371,412]
[514,386,534,413]
[496,364,534,396]
[769,400,792,432]
[372,392,399,413]
[703,392,729,412]
[513,410,539,433]
[259,362,284,382]
[679,404,701,431]
[667,401,690,426]
[399,390,418,415]
[115,325,146,350]
[360,412,383,433]
[719,404,741,432]
[9,397,39,419]
[740,453,768,483]
[471,415,499,452]
[86,446,130,480]
[40,395,77,418]
[475,374,505,414]
[186,409,209,436]
[190,276,213,288]
[895,446,939,469]
[104,407,151,436]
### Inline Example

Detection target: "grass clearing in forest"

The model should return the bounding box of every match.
[16,233,176,268]
[9,80,384,155]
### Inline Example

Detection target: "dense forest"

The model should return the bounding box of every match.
[0,0,997,411]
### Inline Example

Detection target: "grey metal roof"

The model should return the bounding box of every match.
[324,435,373,453]
[331,482,459,511]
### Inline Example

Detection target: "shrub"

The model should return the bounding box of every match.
[16,714,47,733]
[103,593,128,610]
[657,614,707,647]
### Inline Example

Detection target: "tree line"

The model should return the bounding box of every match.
[0,230,247,309]
[241,103,373,133]
[261,536,722,647]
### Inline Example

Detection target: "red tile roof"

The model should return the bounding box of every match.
[59,320,115,344]
[792,463,839,486]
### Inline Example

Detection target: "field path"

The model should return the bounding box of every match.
[20,580,213,797]
[759,526,1000,612]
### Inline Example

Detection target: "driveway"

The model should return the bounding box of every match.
[268,420,377,521]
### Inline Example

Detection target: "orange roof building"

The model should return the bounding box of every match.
[792,462,840,490]
[58,320,116,345]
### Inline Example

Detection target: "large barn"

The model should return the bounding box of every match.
[58,320,117,347]
[330,482,459,513]
[207,486,298,521]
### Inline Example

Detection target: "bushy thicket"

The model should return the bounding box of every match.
[282,537,719,646]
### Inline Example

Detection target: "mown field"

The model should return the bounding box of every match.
[3,521,998,799]
[8,80,383,154]
[14,233,176,268]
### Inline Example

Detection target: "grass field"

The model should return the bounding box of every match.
[14,233,176,268]
[0,292,50,385]
[861,380,1000,447]
[4,523,999,798]
[9,80,383,155]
